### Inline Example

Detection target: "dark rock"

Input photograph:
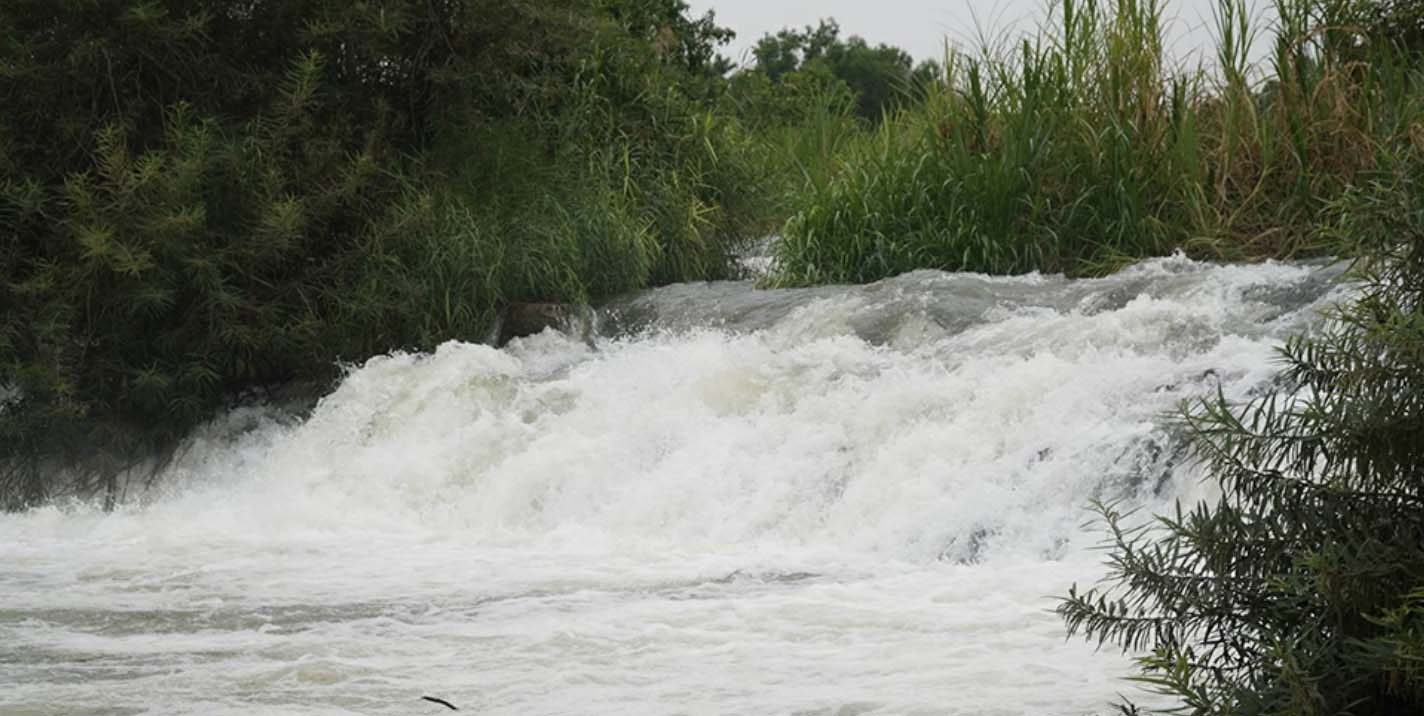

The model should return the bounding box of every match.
[497,302,575,346]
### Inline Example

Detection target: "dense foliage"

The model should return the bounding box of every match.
[0,0,763,506]
[771,0,1424,284]
[1365,0,1424,57]
[727,19,938,125]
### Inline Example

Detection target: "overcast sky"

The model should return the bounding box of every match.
[685,0,1277,70]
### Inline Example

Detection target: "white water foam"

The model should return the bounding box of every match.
[0,256,1348,715]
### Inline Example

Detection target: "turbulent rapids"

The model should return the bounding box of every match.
[0,256,1348,715]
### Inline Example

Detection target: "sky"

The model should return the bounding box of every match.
[685,0,1277,70]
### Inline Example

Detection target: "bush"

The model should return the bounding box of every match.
[1058,166,1424,714]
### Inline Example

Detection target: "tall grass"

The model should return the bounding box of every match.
[418,89,770,314]
[749,85,865,198]
[771,0,1424,284]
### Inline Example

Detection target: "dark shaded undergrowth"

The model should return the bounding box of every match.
[0,0,769,506]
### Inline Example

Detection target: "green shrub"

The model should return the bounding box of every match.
[1059,166,1424,713]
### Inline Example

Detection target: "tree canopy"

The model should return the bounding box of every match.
[734,19,937,123]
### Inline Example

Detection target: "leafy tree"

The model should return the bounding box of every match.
[737,19,920,122]
[820,34,917,121]
[602,0,735,84]
[750,20,843,82]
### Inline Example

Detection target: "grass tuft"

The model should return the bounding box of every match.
[770,0,1424,285]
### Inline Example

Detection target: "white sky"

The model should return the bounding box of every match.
[686,0,1278,70]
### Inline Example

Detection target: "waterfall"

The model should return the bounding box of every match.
[0,255,1348,715]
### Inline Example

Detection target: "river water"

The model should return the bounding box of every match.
[0,255,1347,715]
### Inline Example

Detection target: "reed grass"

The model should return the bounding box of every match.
[771,0,1424,284]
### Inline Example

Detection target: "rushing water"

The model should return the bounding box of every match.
[1,255,1348,716]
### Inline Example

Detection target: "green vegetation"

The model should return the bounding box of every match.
[0,0,767,506]
[727,19,940,124]
[5,2,1424,712]
[772,0,1424,284]
[1043,6,1424,712]
[1060,172,1424,714]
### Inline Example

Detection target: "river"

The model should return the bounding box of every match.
[0,255,1347,715]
